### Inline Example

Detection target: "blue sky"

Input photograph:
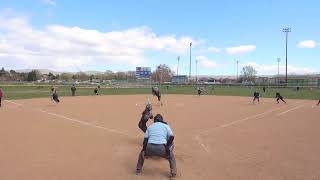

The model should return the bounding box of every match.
[0,0,319,75]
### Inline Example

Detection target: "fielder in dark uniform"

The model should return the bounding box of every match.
[197,87,202,96]
[152,87,161,102]
[263,87,266,93]
[52,90,60,103]
[51,86,55,92]
[138,104,153,133]
[94,87,99,95]
[253,91,260,104]
[0,87,3,107]
[275,92,286,104]
[71,85,76,96]
[317,100,320,106]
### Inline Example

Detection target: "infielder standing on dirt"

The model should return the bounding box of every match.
[275,92,286,104]
[136,114,176,179]
[317,99,320,106]
[52,90,60,103]
[138,104,153,133]
[0,87,3,107]
[253,91,260,104]
[152,87,161,102]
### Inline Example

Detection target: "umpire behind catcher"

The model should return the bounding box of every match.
[136,114,176,178]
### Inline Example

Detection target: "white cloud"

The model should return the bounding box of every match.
[241,62,316,75]
[43,0,56,7]
[196,56,220,69]
[225,45,256,55]
[0,11,199,71]
[296,40,317,49]
[208,47,221,53]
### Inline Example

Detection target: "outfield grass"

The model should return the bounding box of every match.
[0,84,319,100]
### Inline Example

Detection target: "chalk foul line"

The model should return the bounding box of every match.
[5,100,23,106]
[200,105,290,136]
[46,112,131,137]
[277,104,305,116]
[5,100,131,138]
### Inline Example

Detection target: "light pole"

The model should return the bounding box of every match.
[189,42,192,82]
[196,59,198,84]
[283,27,291,85]
[236,60,239,81]
[277,58,281,84]
[177,56,180,76]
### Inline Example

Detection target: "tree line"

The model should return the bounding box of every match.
[0,65,259,83]
[0,64,176,82]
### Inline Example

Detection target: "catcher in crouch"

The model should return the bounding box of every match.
[138,104,154,133]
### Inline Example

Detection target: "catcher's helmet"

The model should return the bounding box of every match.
[146,103,152,111]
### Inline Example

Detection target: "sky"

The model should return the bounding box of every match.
[0,0,319,75]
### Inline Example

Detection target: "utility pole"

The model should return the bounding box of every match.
[236,60,239,81]
[177,56,180,76]
[277,58,281,84]
[283,27,291,85]
[189,42,192,82]
[196,59,198,84]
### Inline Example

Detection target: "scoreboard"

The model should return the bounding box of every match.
[136,67,151,79]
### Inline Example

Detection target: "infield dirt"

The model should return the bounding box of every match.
[1,95,319,180]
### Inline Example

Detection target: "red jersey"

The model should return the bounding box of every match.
[0,89,3,97]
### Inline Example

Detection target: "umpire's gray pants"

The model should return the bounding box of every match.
[136,143,177,175]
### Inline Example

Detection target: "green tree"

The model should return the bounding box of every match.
[27,70,41,81]
[90,75,95,81]
[0,67,6,76]
[48,72,57,80]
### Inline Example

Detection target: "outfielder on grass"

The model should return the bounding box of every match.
[71,85,76,96]
[136,114,176,179]
[197,87,203,96]
[94,87,99,95]
[0,87,3,107]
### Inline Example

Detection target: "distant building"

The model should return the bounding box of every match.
[172,75,188,84]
